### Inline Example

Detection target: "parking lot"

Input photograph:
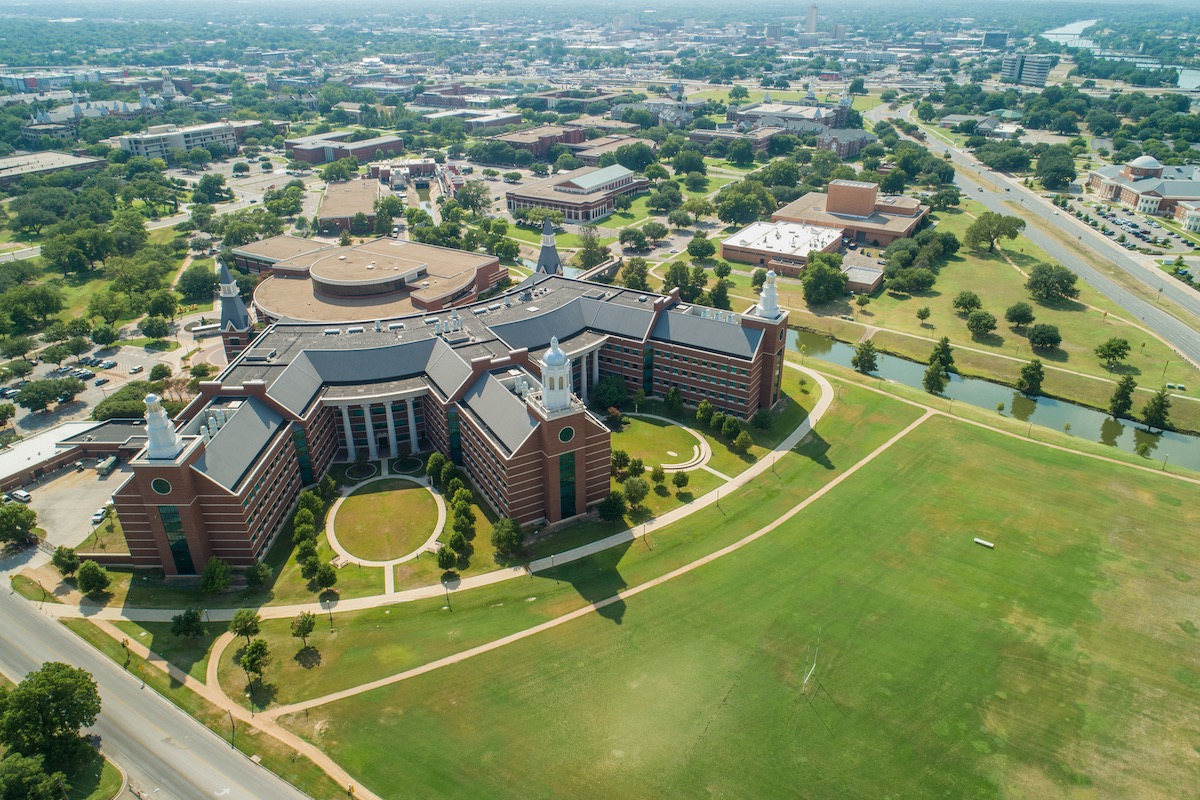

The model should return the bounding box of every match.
[23,460,133,550]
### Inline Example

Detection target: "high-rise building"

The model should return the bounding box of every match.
[806,4,818,35]
[981,31,1009,49]
[1000,54,1051,87]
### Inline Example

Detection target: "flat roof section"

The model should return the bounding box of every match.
[723,220,843,259]
[0,151,103,180]
[317,179,382,220]
[232,235,329,265]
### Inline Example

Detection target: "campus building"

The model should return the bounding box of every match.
[999,54,1052,88]
[773,179,929,246]
[115,121,261,159]
[315,179,382,232]
[110,271,790,575]
[232,235,508,324]
[1087,155,1200,216]
[0,152,104,187]
[720,220,844,274]
[290,134,405,165]
[493,125,587,159]
[506,165,649,223]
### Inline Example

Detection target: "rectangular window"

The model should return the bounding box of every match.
[159,505,196,575]
[559,451,576,519]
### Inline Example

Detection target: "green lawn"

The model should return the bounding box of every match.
[220,381,916,713]
[610,416,702,466]
[112,619,222,682]
[281,414,1200,800]
[813,203,1200,391]
[77,513,130,555]
[334,479,439,561]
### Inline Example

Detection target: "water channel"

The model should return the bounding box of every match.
[787,329,1200,470]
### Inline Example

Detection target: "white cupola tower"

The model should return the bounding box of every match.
[144,393,183,459]
[755,270,781,319]
[539,337,573,412]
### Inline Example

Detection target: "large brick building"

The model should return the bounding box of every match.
[773,180,928,246]
[506,165,648,223]
[1087,155,1200,216]
[111,271,789,575]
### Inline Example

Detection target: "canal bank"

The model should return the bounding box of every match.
[788,327,1200,470]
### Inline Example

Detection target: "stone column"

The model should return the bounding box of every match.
[579,351,588,402]
[592,347,600,384]
[340,405,355,461]
[384,402,399,458]
[364,404,378,460]
[406,398,419,451]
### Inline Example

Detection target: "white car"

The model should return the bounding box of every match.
[91,507,109,525]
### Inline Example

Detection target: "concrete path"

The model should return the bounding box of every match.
[625,412,712,472]
[259,410,933,719]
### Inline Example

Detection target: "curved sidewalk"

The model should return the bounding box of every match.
[42,366,835,623]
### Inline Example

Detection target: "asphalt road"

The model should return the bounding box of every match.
[0,581,312,800]
[871,103,1200,367]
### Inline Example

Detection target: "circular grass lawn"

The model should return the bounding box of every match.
[612,417,700,466]
[334,479,438,562]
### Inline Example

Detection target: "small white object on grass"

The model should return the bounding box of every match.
[974,538,994,549]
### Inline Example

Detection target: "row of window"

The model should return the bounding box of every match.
[654,377,746,405]
[657,367,747,391]
[657,350,750,376]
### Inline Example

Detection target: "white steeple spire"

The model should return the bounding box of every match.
[539,336,572,413]
[755,270,781,318]
[144,393,183,459]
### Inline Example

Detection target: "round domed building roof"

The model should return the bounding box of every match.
[542,336,568,367]
[1129,154,1163,169]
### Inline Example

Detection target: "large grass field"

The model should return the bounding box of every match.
[333,479,439,561]
[213,381,915,711]
[281,414,1200,799]
[804,202,1200,394]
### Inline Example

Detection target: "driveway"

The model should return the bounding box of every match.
[26,463,133,549]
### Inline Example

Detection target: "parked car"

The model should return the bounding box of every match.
[90,507,109,525]
[94,377,110,387]
[10,489,31,503]
[129,365,144,374]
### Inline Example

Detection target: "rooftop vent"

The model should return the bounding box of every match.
[323,328,340,335]
[346,326,365,334]
[387,322,406,331]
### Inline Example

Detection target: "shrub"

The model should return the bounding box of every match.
[721,417,740,439]
[75,560,110,596]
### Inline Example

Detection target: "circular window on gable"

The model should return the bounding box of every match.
[151,478,172,495]
[558,426,575,443]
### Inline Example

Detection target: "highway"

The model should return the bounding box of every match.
[0,557,311,800]
[871,103,1200,368]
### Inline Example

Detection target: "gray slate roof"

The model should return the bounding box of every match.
[459,371,539,455]
[649,311,762,359]
[194,397,285,491]
[218,262,250,332]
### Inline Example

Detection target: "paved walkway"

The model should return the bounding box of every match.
[625,412,712,472]
[260,408,934,719]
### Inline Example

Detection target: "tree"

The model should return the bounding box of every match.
[916,306,931,325]
[621,257,650,291]
[177,263,219,304]
[650,465,666,485]
[1141,387,1172,431]
[575,225,609,270]
[1028,323,1062,350]
[238,638,271,690]
[923,363,947,394]
[686,233,716,260]
[851,340,878,374]
[963,212,1025,252]
[966,310,997,337]
[597,490,627,521]
[672,471,690,492]
[929,337,955,372]
[0,336,34,362]
[40,345,69,366]
[0,403,13,430]
[623,477,650,508]
[315,562,337,591]
[0,751,67,797]
[229,609,261,645]
[199,557,232,595]
[90,324,118,347]
[1025,264,1079,302]
[0,662,100,767]
[0,503,37,545]
[1095,337,1131,369]
[65,336,91,358]
[455,180,493,216]
[664,387,683,415]
[1004,302,1035,328]
[75,560,110,597]
[928,187,962,211]
[291,611,316,649]
[733,430,753,451]
[593,375,628,409]
[141,316,170,340]
[170,608,205,639]
[642,221,669,243]
[673,149,706,175]
[425,452,447,485]
[952,291,982,315]
[245,562,273,591]
[147,289,179,321]
[1017,359,1045,395]
[619,228,649,252]
[436,544,457,571]
[149,364,172,381]
[1109,376,1137,419]
[51,546,79,577]
[667,209,692,230]
[801,254,847,305]
[490,517,523,559]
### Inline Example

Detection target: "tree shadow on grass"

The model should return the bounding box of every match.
[674,490,695,503]
[542,538,632,625]
[1105,362,1142,377]
[244,679,278,710]
[294,646,322,670]
[794,428,834,470]
[969,331,1006,348]
[653,484,670,497]
[1032,345,1069,365]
